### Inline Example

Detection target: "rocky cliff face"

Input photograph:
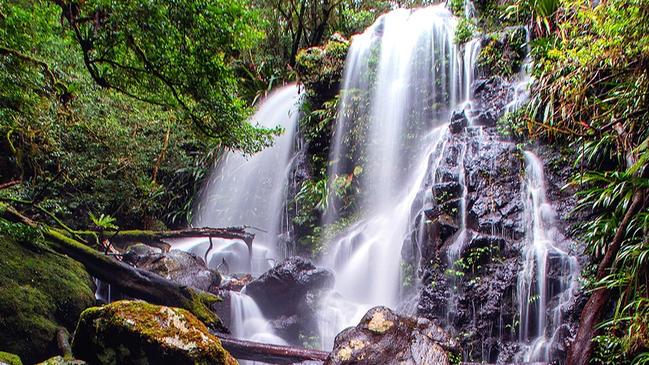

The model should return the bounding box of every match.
[403,73,585,362]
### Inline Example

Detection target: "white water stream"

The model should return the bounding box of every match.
[517,152,580,362]
[317,5,481,350]
[185,84,302,275]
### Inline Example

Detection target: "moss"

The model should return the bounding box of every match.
[72,301,236,365]
[185,289,222,328]
[0,235,95,364]
[295,33,349,102]
[0,351,23,365]
[477,27,527,78]
[35,356,86,365]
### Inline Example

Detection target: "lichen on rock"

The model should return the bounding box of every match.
[71,300,237,365]
[326,306,458,365]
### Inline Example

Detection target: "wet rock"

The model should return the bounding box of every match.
[125,249,220,293]
[0,236,95,364]
[220,274,253,292]
[326,307,458,365]
[449,110,468,134]
[472,77,512,126]
[245,256,334,319]
[72,300,237,365]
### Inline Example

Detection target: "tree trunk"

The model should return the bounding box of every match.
[566,189,646,365]
[216,336,328,364]
[2,204,225,328]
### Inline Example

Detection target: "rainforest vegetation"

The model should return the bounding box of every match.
[0,0,647,364]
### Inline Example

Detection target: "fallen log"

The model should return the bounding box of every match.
[1,204,224,328]
[96,227,255,256]
[214,334,549,365]
[216,335,328,365]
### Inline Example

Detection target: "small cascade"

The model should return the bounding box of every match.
[230,291,286,365]
[185,84,302,275]
[445,137,469,325]
[230,291,286,345]
[517,151,580,362]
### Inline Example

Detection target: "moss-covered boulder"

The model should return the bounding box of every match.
[0,235,95,364]
[72,300,237,365]
[35,356,86,365]
[295,33,349,102]
[0,351,22,365]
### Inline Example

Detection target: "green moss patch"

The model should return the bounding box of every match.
[0,235,95,364]
[72,300,237,365]
[296,33,349,102]
[0,351,23,365]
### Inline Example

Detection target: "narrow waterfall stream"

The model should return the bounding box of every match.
[517,152,580,363]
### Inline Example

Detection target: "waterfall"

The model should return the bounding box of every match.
[185,84,302,275]
[318,5,481,350]
[517,151,580,362]
[230,291,286,365]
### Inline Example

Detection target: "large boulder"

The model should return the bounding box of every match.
[0,235,95,364]
[124,247,221,293]
[245,257,334,344]
[72,300,237,365]
[245,256,334,319]
[326,307,458,365]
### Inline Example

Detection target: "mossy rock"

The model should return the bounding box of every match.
[72,300,237,365]
[35,356,86,365]
[295,33,349,102]
[0,235,95,364]
[477,27,527,78]
[0,351,22,365]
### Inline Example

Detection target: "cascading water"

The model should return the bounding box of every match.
[230,291,287,344]
[318,5,481,350]
[185,84,302,275]
[517,152,580,362]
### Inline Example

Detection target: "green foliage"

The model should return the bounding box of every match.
[0,0,236,228]
[455,17,477,44]
[89,212,118,231]
[477,28,527,77]
[496,109,528,140]
[54,0,279,153]
[449,0,466,15]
